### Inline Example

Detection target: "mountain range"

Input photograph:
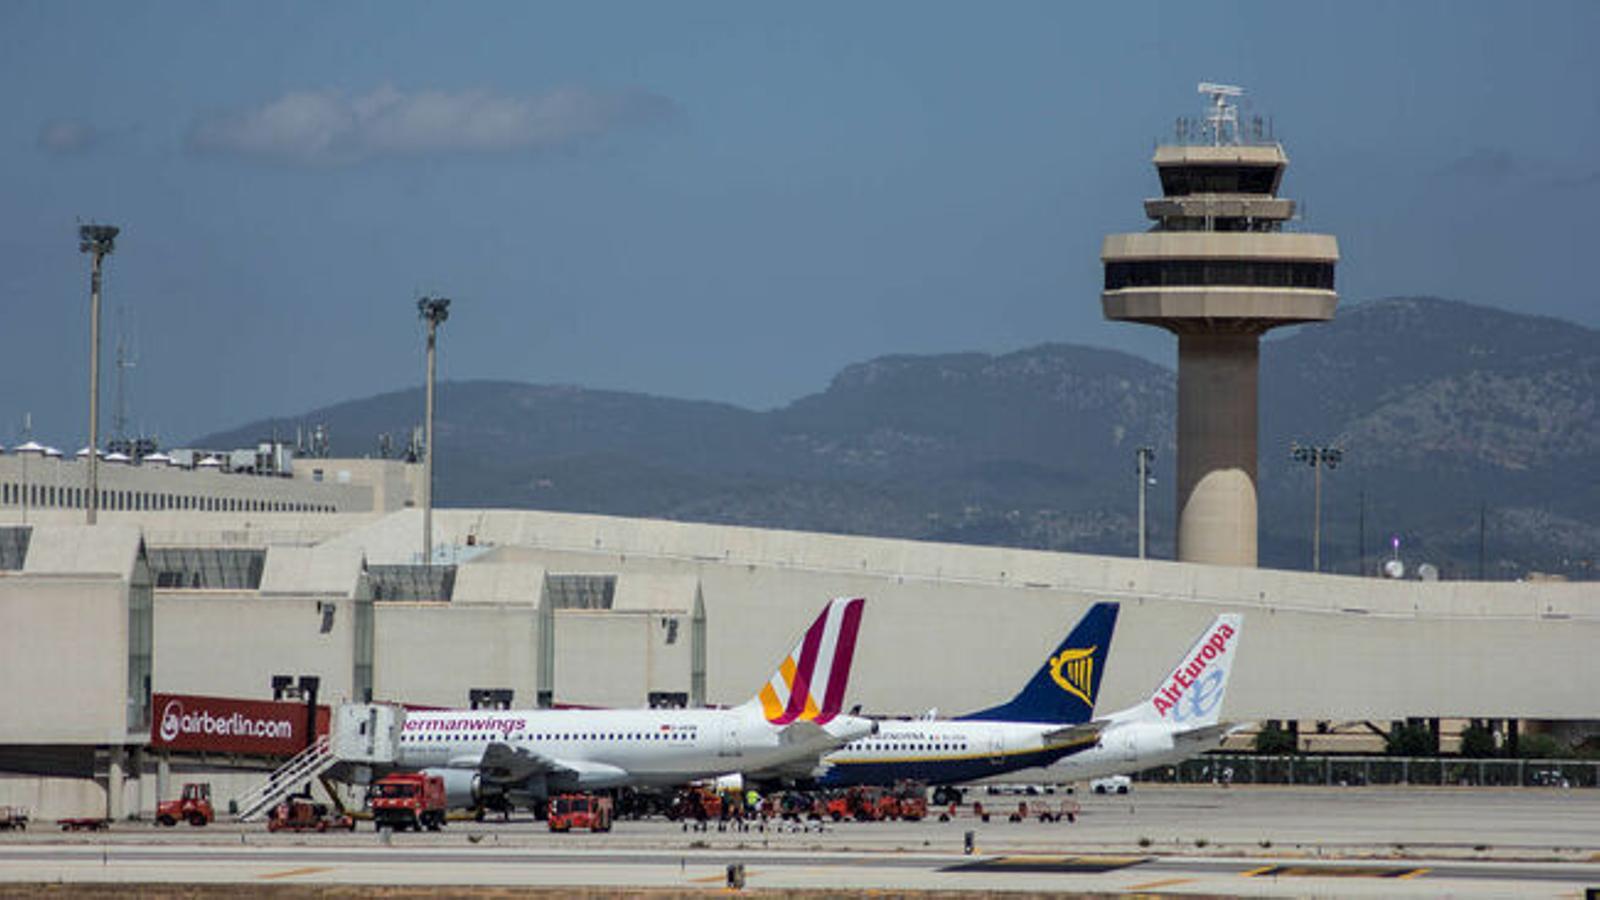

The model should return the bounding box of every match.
[196,297,1600,580]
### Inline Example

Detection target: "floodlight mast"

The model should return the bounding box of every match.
[1136,446,1156,559]
[418,296,451,568]
[1291,442,1344,572]
[79,223,120,525]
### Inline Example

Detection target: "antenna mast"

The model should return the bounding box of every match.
[112,306,136,440]
[1197,82,1245,145]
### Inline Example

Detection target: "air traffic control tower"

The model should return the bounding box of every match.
[1101,84,1339,567]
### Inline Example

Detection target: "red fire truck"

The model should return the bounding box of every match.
[547,793,613,832]
[369,773,447,831]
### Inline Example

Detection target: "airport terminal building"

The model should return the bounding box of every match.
[1,452,1595,819]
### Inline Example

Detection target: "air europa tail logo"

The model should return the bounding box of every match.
[1153,623,1235,718]
[1049,646,1097,706]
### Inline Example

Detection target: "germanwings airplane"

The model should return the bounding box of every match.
[388,596,875,812]
[986,612,1247,789]
[758,602,1121,791]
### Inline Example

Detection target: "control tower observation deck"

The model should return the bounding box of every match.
[1101,84,1338,567]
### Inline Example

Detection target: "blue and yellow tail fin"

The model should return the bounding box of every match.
[959,601,1119,724]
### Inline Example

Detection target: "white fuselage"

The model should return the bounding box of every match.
[397,706,871,788]
[979,718,1226,786]
[815,719,1089,787]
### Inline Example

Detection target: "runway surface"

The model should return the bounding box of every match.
[2,785,1598,897]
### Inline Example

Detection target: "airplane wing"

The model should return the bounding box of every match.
[1040,720,1107,749]
[476,742,573,783]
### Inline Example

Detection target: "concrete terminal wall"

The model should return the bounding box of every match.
[154,592,356,703]
[0,773,106,821]
[327,508,1599,721]
[556,612,651,709]
[373,603,539,708]
[0,576,131,744]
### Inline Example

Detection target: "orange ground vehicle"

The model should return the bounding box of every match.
[156,783,213,827]
[267,797,356,832]
[891,784,928,822]
[666,786,723,822]
[826,786,892,821]
[547,793,613,832]
[764,792,823,821]
[369,773,447,832]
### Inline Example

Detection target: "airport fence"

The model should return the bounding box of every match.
[1141,755,1598,789]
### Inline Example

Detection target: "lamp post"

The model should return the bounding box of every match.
[1291,442,1343,572]
[418,297,451,567]
[1135,446,1156,559]
[79,223,119,525]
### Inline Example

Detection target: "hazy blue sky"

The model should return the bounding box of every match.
[2,2,1596,448]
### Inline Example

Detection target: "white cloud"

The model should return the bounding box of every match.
[37,120,103,155]
[188,85,678,166]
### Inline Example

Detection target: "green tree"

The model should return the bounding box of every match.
[1517,733,1564,760]
[1253,722,1297,755]
[1458,723,1498,758]
[1386,721,1437,756]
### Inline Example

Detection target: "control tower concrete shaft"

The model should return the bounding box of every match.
[1101,85,1338,567]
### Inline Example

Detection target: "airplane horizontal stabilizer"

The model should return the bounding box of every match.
[1040,720,1105,749]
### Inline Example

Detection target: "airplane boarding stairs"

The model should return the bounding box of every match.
[232,735,338,822]
[231,704,404,822]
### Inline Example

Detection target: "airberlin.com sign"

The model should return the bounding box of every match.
[150,693,329,755]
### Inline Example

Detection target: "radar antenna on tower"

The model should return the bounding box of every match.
[1197,82,1245,146]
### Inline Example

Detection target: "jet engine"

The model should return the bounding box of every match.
[425,768,495,810]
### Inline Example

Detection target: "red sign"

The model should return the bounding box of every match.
[150,693,330,755]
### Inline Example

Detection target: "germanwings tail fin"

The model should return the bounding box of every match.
[959,602,1119,724]
[1129,613,1243,728]
[748,597,865,726]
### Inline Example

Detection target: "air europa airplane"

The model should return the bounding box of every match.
[386,596,874,813]
[763,602,1121,792]
[988,612,1247,788]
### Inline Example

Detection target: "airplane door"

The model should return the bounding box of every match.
[988,732,1004,765]
[720,722,742,758]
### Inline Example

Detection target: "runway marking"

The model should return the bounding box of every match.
[1244,864,1429,879]
[688,869,757,884]
[258,866,334,880]
[945,854,1146,874]
[1125,876,1195,890]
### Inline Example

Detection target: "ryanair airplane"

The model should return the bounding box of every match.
[388,597,875,813]
[762,602,1121,791]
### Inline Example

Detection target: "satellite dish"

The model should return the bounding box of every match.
[1383,559,1406,579]
[1417,563,1439,582]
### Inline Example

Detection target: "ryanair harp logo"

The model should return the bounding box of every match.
[1049,646,1097,706]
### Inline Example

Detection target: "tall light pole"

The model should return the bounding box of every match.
[1291,442,1343,572]
[418,297,450,567]
[1135,446,1156,559]
[79,223,119,525]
